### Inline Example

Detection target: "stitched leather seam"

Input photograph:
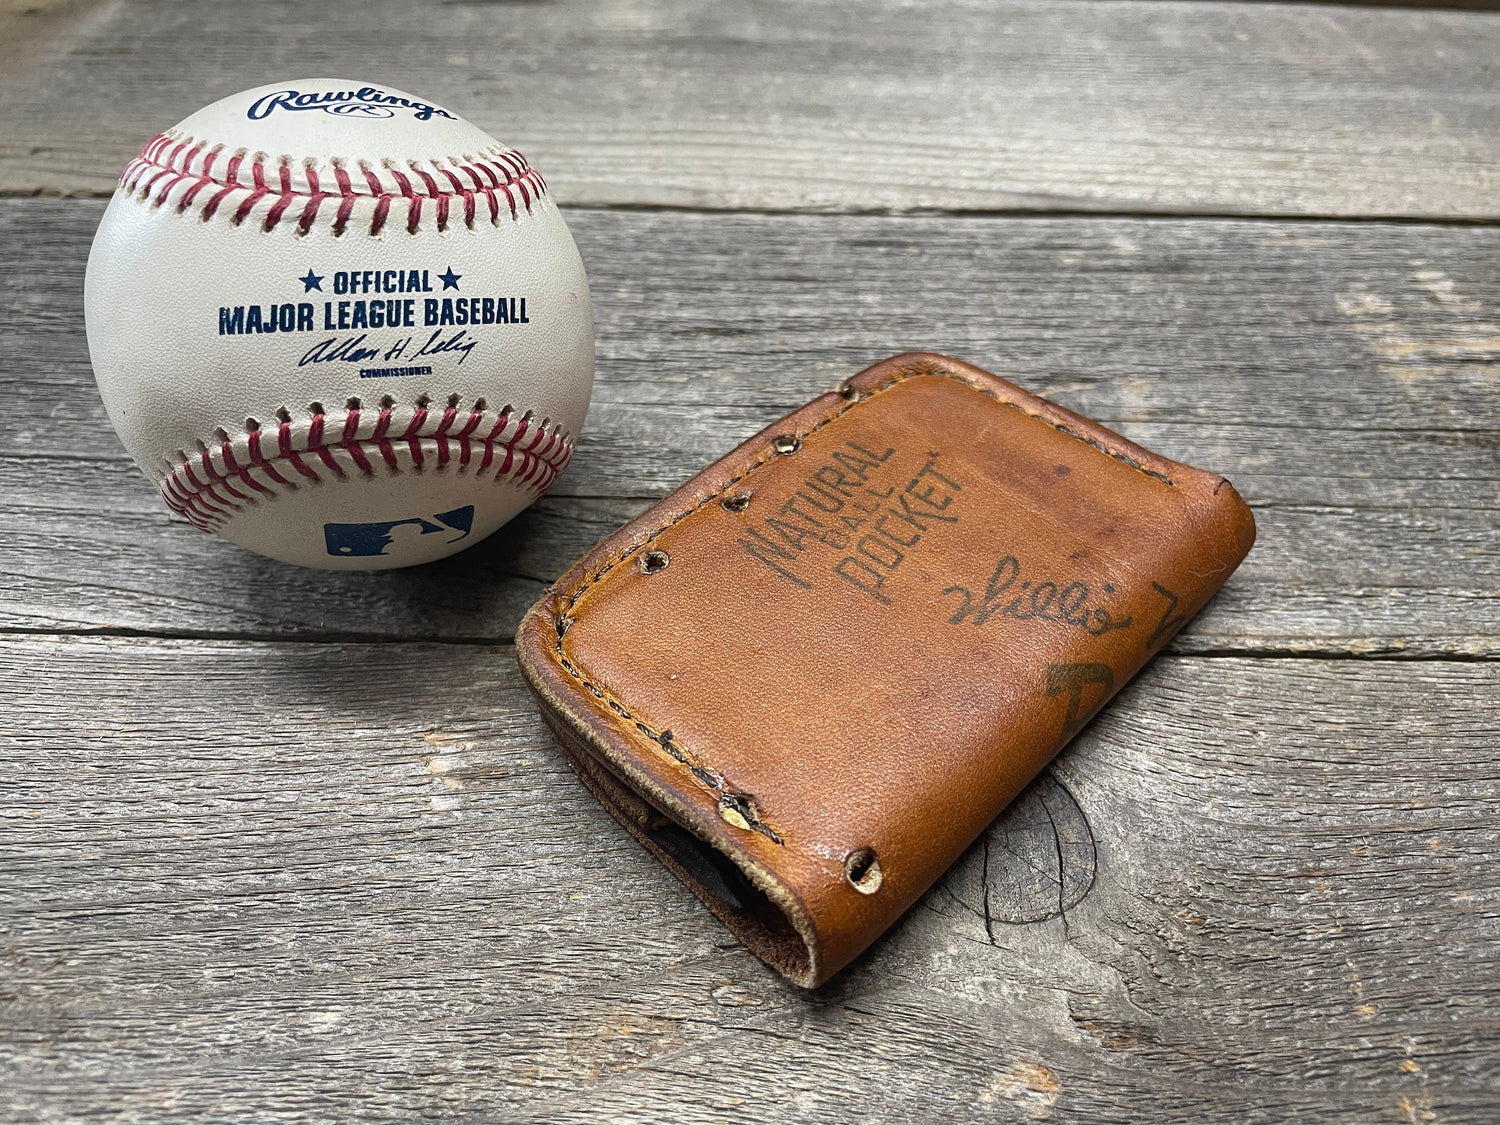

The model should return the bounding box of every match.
[123,131,548,236]
[1011,405,1173,486]
[549,359,1174,838]
[160,401,571,531]
[545,665,784,846]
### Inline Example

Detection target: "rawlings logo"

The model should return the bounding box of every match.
[246,87,455,122]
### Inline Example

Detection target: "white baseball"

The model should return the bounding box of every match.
[85,79,594,569]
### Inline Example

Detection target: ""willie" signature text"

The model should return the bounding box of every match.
[943,555,1133,636]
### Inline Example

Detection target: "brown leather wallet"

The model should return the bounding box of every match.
[517,353,1255,987]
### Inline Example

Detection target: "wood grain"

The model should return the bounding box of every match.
[3,0,1497,1118]
[3,0,1500,218]
[2,635,1495,1121]
[3,200,1495,654]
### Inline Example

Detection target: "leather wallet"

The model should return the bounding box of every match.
[517,353,1255,987]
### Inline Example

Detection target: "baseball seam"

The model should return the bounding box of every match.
[160,399,573,532]
[122,131,549,236]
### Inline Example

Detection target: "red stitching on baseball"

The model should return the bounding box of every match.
[153,173,187,207]
[333,193,355,237]
[123,132,547,235]
[370,194,392,237]
[201,183,236,222]
[159,404,573,532]
[179,176,210,212]
[232,187,267,226]
[263,191,294,233]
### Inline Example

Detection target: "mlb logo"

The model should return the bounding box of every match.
[324,505,475,559]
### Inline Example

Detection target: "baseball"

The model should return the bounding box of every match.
[84,79,594,569]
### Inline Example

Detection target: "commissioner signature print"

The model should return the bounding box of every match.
[300,329,479,367]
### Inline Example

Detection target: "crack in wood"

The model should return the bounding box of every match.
[929,771,1098,933]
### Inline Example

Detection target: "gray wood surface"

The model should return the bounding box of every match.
[3,200,1496,656]
[3,637,1497,1123]
[2,0,1498,1120]
[3,0,1500,218]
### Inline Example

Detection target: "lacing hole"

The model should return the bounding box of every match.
[721,493,750,513]
[772,434,801,455]
[638,549,670,575]
[555,615,573,637]
[844,848,883,894]
[718,796,752,832]
[838,384,860,400]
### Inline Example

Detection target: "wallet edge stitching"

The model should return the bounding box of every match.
[542,358,1179,837]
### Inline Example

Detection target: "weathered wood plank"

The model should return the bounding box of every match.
[2,636,1496,1121]
[6,454,1498,657]
[2,200,1495,653]
[12,202,1499,437]
[3,0,1500,218]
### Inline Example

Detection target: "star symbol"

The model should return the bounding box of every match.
[438,267,462,291]
[299,269,324,293]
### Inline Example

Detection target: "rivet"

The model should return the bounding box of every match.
[844,848,883,894]
[638,549,670,575]
[837,384,860,400]
[772,434,801,455]
[721,493,751,513]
